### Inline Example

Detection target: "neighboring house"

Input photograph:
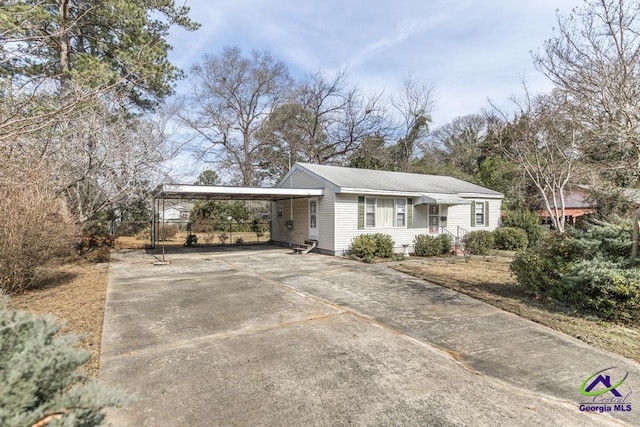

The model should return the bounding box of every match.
[159,203,193,223]
[535,186,596,228]
[271,163,504,256]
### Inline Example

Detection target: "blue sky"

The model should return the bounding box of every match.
[167,0,584,129]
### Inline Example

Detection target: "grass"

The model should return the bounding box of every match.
[394,252,640,363]
[116,230,272,249]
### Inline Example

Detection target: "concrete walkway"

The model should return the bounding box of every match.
[100,247,639,426]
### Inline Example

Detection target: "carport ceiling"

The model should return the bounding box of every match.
[155,184,324,201]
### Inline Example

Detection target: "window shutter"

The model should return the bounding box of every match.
[485,201,490,226]
[358,196,365,229]
[407,198,413,228]
[471,201,476,227]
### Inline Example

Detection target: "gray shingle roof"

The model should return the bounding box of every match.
[295,163,503,196]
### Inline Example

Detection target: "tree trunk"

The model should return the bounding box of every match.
[58,0,71,89]
[633,207,640,258]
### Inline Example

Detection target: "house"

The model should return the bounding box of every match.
[534,186,596,228]
[159,203,193,223]
[271,163,504,256]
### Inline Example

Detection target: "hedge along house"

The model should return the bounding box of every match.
[271,163,504,256]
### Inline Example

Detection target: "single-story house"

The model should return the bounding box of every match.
[271,163,504,256]
[159,203,193,223]
[534,186,596,227]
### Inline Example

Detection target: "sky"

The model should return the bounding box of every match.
[167,0,585,130]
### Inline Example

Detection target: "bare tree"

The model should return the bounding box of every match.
[255,69,389,180]
[183,47,292,185]
[533,0,640,183]
[6,97,176,225]
[491,89,580,232]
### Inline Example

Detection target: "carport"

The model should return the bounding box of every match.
[151,184,324,250]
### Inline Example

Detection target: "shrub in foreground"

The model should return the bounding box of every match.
[510,220,640,322]
[0,299,124,426]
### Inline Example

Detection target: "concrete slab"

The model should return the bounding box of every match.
[101,247,640,426]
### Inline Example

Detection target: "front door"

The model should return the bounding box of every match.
[428,204,440,234]
[308,199,319,241]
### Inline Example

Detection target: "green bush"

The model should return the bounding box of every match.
[372,233,394,258]
[511,232,573,299]
[493,227,528,251]
[0,299,123,426]
[502,210,545,246]
[510,219,640,322]
[464,230,495,255]
[350,233,395,259]
[351,234,376,259]
[413,234,452,257]
[564,260,640,322]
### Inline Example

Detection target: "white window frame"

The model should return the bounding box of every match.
[475,201,485,226]
[365,198,376,227]
[364,197,408,229]
[396,199,406,227]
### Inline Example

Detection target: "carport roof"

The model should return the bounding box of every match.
[155,184,324,201]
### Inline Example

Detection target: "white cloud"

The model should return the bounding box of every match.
[170,0,584,127]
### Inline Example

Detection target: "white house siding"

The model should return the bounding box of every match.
[272,170,335,253]
[334,194,431,256]
[332,195,502,256]
[271,198,308,246]
[160,207,181,222]
[445,199,502,235]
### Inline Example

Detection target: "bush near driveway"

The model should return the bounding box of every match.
[350,233,395,261]
[0,298,124,426]
[511,219,640,322]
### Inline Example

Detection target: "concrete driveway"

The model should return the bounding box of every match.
[100,246,639,426]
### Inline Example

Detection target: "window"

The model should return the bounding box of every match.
[309,201,317,228]
[396,199,406,227]
[475,201,485,226]
[366,198,376,227]
[365,197,408,228]
[276,201,283,218]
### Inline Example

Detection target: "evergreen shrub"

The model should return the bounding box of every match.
[371,233,394,258]
[351,233,395,260]
[510,219,640,322]
[463,230,494,255]
[501,210,545,246]
[413,234,452,256]
[0,299,123,426]
[493,227,528,250]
